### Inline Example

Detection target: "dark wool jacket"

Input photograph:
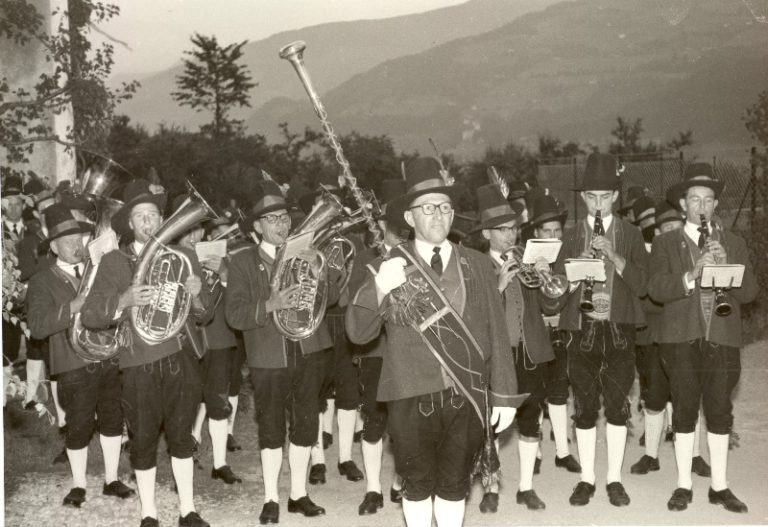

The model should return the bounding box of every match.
[225,244,338,369]
[648,228,758,347]
[345,241,521,407]
[553,216,648,330]
[27,266,90,375]
[81,244,210,369]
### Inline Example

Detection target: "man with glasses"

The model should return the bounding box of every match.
[226,179,336,525]
[347,157,522,527]
[553,153,648,508]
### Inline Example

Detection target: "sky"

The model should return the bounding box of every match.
[105,0,467,76]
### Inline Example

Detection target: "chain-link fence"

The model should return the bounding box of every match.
[537,150,768,343]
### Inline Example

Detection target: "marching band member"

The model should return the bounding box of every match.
[226,179,336,524]
[553,153,649,507]
[346,158,523,527]
[81,180,211,527]
[26,203,136,508]
[529,194,581,474]
[345,179,408,515]
[649,164,758,513]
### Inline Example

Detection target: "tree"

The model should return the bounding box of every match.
[744,90,768,146]
[608,116,693,159]
[0,0,139,178]
[172,33,256,140]
[537,133,584,161]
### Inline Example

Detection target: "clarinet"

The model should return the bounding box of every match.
[580,210,603,312]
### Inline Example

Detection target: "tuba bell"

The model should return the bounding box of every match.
[272,189,352,340]
[69,161,128,361]
[131,181,217,345]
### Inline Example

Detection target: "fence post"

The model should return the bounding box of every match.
[572,156,578,221]
[751,146,757,231]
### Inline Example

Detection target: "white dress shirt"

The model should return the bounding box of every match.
[414,238,452,269]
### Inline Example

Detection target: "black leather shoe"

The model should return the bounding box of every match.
[226,434,242,452]
[708,488,748,513]
[555,454,581,473]
[309,463,326,485]
[692,456,711,477]
[288,496,325,517]
[517,489,546,510]
[479,491,499,513]
[212,465,242,484]
[179,511,210,527]
[52,446,68,465]
[630,454,660,475]
[322,431,333,450]
[569,482,595,506]
[606,482,630,507]
[390,487,403,504]
[103,480,136,499]
[533,457,542,475]
[259,501,279,525]
[140,517,159,527]
[358,491,384,515]
[338,460,364,482]
[63,487,86,508]
[667,488,693,511]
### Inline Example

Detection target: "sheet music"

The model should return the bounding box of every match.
[87,231,118,265]
[701,265,744,288]
[194,240,227,261]
[282,231,314,260]
[522,239,562,264]
[564,258,606,282]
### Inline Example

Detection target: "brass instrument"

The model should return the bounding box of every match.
[69,163,128,361]
[131,182,217,344]
[580,210,604,313]
[502,246,568,299]
[201,215,249,313]
[699,214,732,316]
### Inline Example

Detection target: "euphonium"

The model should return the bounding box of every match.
[271,190,351,340]
[699,214,732,316]
[69,164,127,361]
[502,246,568,299]
[131,182,217,344]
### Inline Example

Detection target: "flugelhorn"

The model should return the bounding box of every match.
[698,214,732,316]
[131,182,217,344]
[502,246,568,299]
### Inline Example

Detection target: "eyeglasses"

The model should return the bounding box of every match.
[261,213,291,224]
[409,202,453,215]
[489,226,517,235]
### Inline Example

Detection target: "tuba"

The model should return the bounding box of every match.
[69,163,127,361]
[271,189,353,340]
[131,182,217,344]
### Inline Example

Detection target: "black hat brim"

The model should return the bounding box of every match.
[244,202,289,233]
[40,222,93,252]
[468,212,519,234]
[530,210,568,228]
[111,193,167,237]
[388,185,464,230]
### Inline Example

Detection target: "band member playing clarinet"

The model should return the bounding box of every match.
[26,203,136,509]
[226,179,335,525]
[553,153,648,508]
[649,163,758,513]
[81,180,210,527]
[347,158,524,527]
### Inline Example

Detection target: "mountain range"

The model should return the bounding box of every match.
[115,0,768,157]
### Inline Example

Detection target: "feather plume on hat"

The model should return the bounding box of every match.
[487,166,509,199]
[261,169,290,196]
[428,137,454,186]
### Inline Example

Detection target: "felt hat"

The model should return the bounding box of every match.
[617,185,648,215]
[506,179,531,201]
[530,194,568,228]
[2,175,25,198]
[110,180,167,237]
[654,199,683,228]
[377,179,408,225]
[574,153,621,191]
[244,180,288,230]
[388,157,462,225]
[666,162,724,204]
[632,196,656,230]
[470,184,519,233]
[40,203,93,250]
[299,173,345,215]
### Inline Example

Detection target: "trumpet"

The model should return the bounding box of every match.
[502,246,568,299]
[698,214,732,317]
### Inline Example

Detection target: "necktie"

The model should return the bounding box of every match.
[430,247,443,276]
[74,265,82,279]
[697,228,706,250]
[500,253,508,262]
[12,223,18,236]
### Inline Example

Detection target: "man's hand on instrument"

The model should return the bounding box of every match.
[491,406,516,434]
[118,285,156,310]
[692,252,716,280]
[69,293,87,315]
[184,274,203,297]
[533,256,550,275]
[266,284,301,313]
[706,240,727,262]
[375,257,407,296]
[497,258,519,292]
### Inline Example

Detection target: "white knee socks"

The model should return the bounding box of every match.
[227,395,238,435]
[519,438,539,492]
[548,403,570,458]
[67,446,88,488]
[171,456,195,516]
[51,380,66,427]
[362,439,383,493]
[100,434,122,484]
[288,443,311,500]
[674,432,694,489]
[261,447,283,503]
[192,403,206,444]
[576,427,596,484]
[606,423,627,484]
[24,359,45,405]
[135,467,158,519]
[337,408,356,463]
[309,416,325,465]
[403,497,433,527]
[708,432,729,491]
[322,399,335,434]
[644,410,665,459]
[208,418,228,469]
[433,496,465,527]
